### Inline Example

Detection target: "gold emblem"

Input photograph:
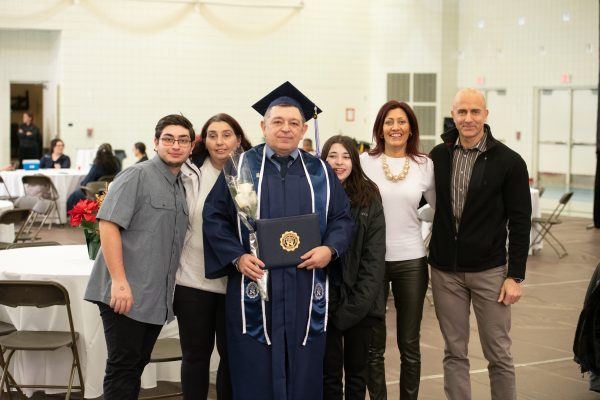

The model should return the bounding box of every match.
[280,231,300,252]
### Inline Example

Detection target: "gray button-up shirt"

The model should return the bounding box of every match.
[451,133,488,229]
[84,155,188,325]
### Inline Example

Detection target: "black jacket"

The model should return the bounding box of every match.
[574,262,600,374]
[428,125,531,279]
[329,198,386,331]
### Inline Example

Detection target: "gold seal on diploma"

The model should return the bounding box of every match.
[280,231,300,252]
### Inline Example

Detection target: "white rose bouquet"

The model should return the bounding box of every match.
[223,149,268,301]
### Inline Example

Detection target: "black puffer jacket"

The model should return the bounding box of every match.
[329,198,386,331]
[428,125,531,279]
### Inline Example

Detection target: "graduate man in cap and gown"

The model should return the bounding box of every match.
[203,81,353,400]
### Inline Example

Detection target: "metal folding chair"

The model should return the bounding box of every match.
[80,181,108,201]
[530,191,574,258]
[0,280,84,400]
[0,176,18,202]
[0,209,32,249]
[0,321,23,397]
[5,241,61,250]
[19,199,54,241]
[138,338,183,400]
[21,174,62,226]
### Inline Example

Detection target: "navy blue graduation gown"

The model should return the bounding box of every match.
[203,148,353,400]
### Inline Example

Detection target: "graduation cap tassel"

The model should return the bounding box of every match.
[314,105,321,158]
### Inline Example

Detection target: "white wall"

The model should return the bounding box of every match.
[455,0,599,174]
[0,0,598,174]
[0,0,375,165]
[0,29,60,160]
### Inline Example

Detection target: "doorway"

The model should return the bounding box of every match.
[534,87,597,216]
[10,83,45,165]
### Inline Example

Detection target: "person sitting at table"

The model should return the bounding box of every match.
[84,114,193,400]
[66,143,121,211]
[40,138,71,169]
[132,142,148,163]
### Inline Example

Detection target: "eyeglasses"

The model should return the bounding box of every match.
[160,137,192,147]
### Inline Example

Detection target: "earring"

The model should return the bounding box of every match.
[409,132,413,137]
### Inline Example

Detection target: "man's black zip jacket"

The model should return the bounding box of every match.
[428,124,531,280]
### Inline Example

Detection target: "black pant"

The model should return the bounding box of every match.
[173,285,231,400]
[323,316,376,400]
[98,302,162,400]
[367,257,428,400]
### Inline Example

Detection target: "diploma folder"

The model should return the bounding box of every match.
[255,213,321,269]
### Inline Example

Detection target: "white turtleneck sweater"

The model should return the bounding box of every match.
[176,158,227,293]
[360,153,435,261]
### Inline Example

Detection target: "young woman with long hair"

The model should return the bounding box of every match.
[321,135,386,400]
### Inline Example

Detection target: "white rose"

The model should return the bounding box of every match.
[235,192,250,209]
[237,182,254,195]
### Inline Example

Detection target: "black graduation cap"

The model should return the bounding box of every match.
[251,81,322,121]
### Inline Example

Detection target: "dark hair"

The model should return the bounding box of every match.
[94,143,120,174]
[134,142,146,155]
[191,113,252,167]
[50,138,64,153]
[154,114,195,141]
[321,135,380,208]
[369,100,425,162]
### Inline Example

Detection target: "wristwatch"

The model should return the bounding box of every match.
[327,246,337,259]
[233,257,241,272]
[510,277,524,284]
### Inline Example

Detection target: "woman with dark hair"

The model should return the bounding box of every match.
[40,138,71,169]
[361,100,435,400]
[132,142,148,163]
[174,113,252,399]
[66,143,121,211]
[321,135,386,400]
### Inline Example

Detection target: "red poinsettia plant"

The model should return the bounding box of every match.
[68,199,100,232]
[68,190,107,260]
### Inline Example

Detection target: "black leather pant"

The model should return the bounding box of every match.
[367,257,428,400]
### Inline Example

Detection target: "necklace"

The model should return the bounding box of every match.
[381,154,410,182]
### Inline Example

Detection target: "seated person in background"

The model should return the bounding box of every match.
[40,138,71,169]
[133,142,148,163]
[302,137,316,155]
[66,143,121,210]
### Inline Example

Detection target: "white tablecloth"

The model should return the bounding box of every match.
[0,169,87,224]
[0,245,180,398]
[0,200,15,243]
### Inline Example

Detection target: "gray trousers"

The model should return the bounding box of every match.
[431,266,516,400]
